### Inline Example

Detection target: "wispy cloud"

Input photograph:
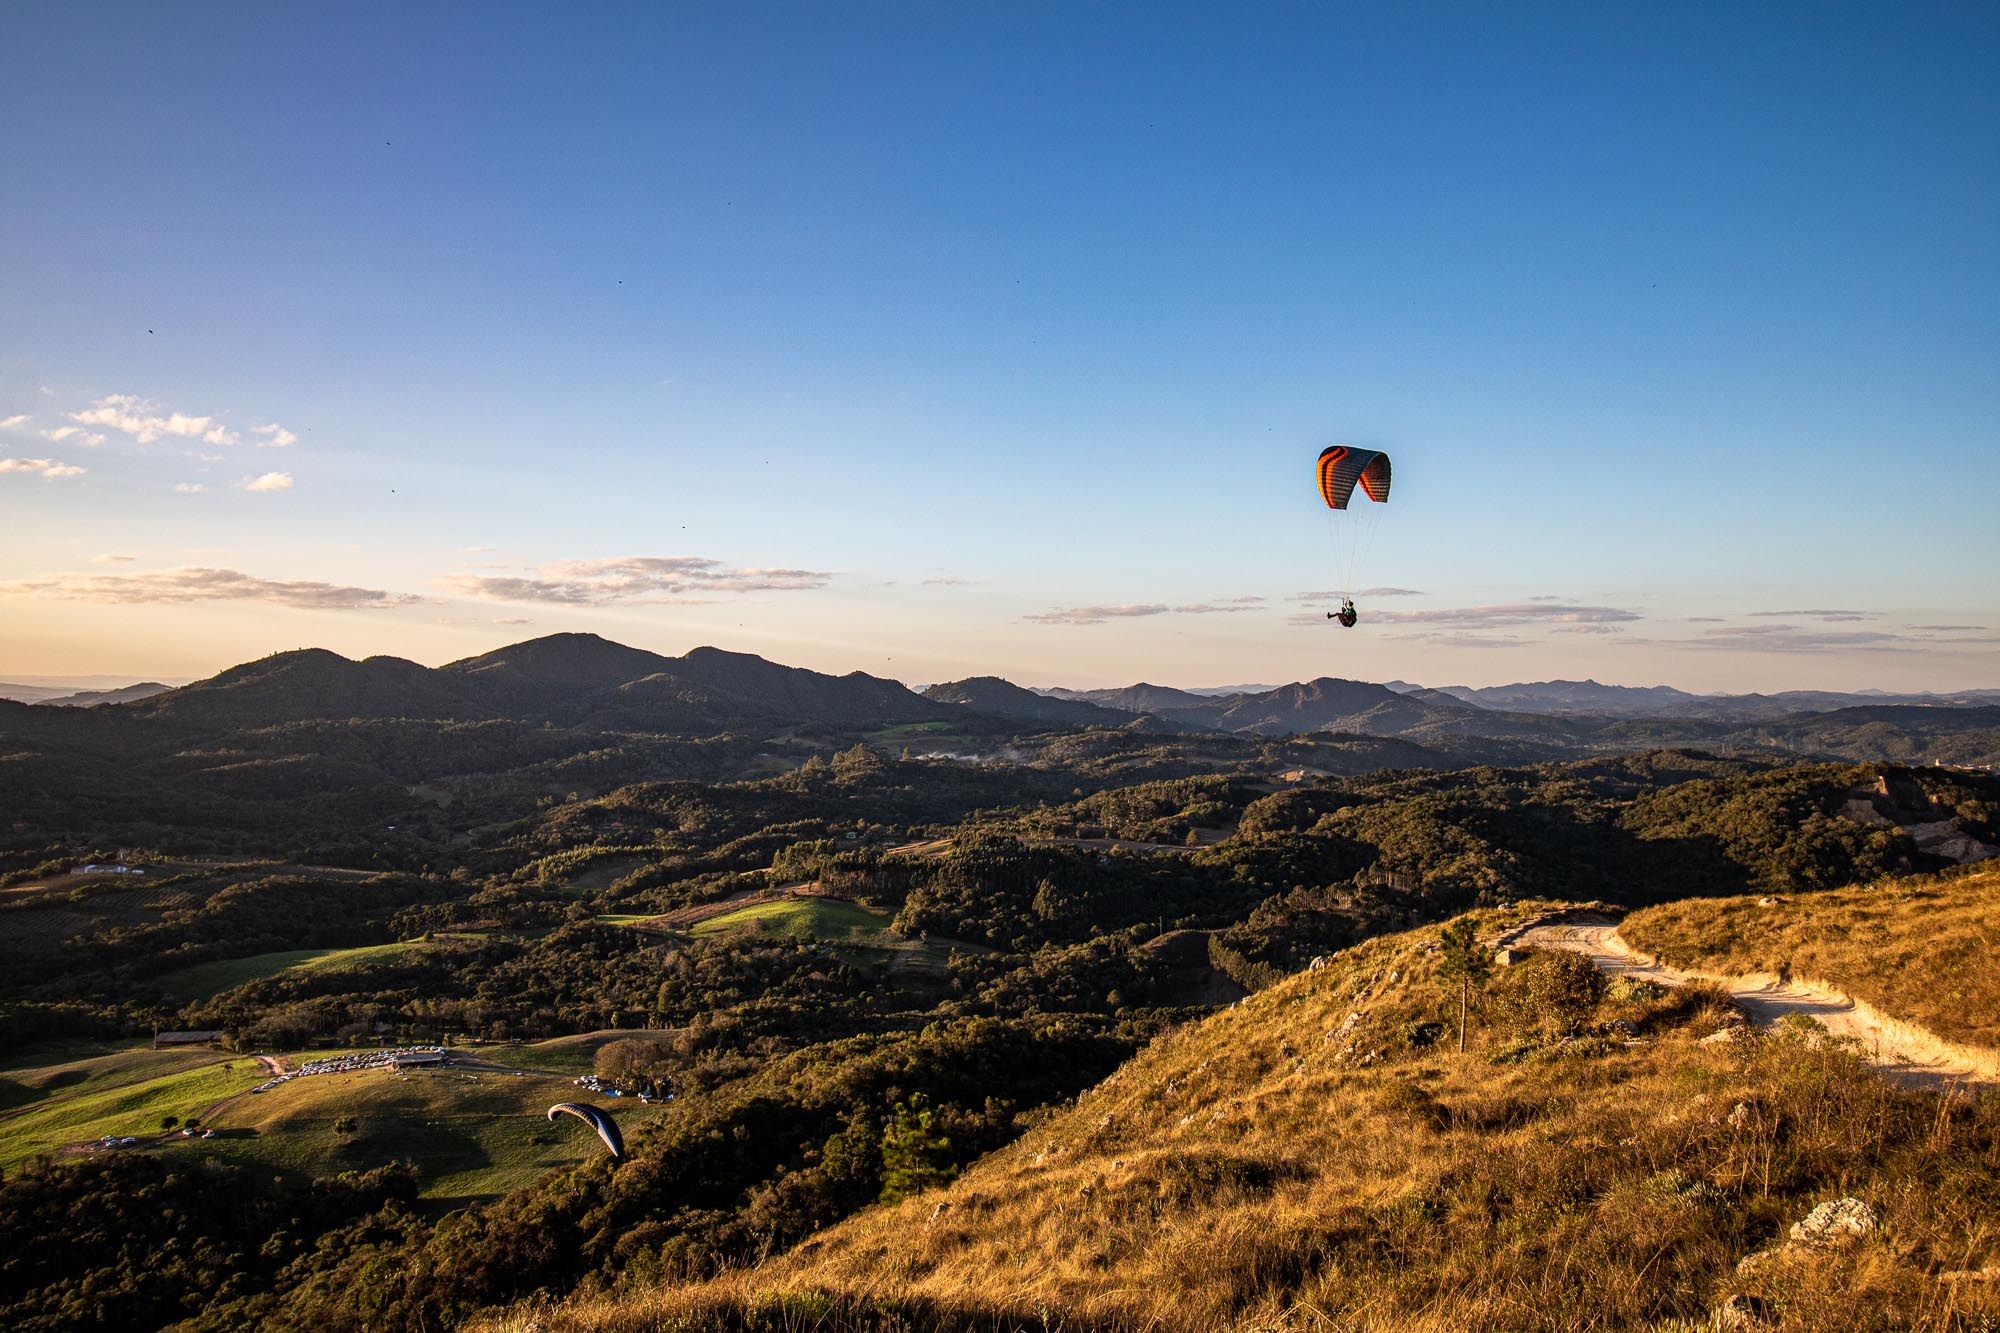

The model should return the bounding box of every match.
[173,482,207,494]
[447,555,833,605]
[1373,602,1643,627]
[1688,622,2000,653]
[1025,604,1171,625]
[0,566,423,611]
[1174,596,1265,615]
[461,545,494,554]
[1028,595,1268,625]
[239,471,294,493]
[252,423,298,448]
[922,576,976,587]
[92,554,137,564]
[0,414,28,430]
[1297,587,1423,602]
[1747,609,1878,622]
[72,394,238,445]
[0,457,86,479]
[1400,630,1533,649]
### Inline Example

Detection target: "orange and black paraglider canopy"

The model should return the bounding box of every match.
[1316,445,1391,511]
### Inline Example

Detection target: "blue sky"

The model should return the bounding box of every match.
[2,2,1995,691]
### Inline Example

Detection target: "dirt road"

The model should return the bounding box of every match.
[1503,913,1999,1090]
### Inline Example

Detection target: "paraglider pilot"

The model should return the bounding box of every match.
[1328,598,1358,628]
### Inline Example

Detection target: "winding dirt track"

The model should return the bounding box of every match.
[1502,913,2000,1091]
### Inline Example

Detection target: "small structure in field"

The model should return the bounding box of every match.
[154,1030,225,1048]
[390,1050,446,1070]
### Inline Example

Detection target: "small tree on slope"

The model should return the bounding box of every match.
[878,1093,954,1203]
[1436,916,1494,1054]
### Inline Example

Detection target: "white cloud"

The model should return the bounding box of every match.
[446,555,834,605]
[0,457,86,479]
[0,414,30,430]
[240,471,294,493]
[462,545,495,554]
[253,423,298,448]
[0,566,423,611]
[173,482,207,494]
[71,394,243,445]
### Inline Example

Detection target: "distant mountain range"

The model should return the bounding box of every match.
[112,635,952,735]
[1376,678,2000,721]
[0,679,173,706]
[5,639,1997,769]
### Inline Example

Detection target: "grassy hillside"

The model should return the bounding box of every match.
[193,1058,662,1202]
[0,1041,221,1112]
[0,1041,659,1200]
[0,1055,264,1171]
[512,912,2000,1333]
[1621,864,2000,1051]
[689,897,892,940]
[154,932,494,1001]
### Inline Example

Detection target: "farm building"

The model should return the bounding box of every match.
[390,1050,446,1069]
[154,1030,225,1048]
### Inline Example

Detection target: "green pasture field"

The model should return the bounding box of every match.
[0,1042,222,1115]
[0,1041,663,1202]
[153,932,492,1001]
[863,720,958,740]
[0,1056,264,1171]
[688,896,892,940]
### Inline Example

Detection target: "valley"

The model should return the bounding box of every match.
[1,636,1996,1331]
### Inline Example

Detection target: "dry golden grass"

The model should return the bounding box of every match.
[1623,863,2000,1051]
[478,910,2000,1333]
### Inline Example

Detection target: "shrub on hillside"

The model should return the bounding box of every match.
[1492,948,1606,1039]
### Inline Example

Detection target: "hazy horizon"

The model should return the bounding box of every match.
[4,627,1999,702]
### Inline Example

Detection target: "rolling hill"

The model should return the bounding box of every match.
[516,907,2000,1333]
[1163,676,1478,736]
[924,677,1134,727]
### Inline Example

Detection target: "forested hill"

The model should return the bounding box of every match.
[126,633,950,732]
[923,677,1136,728]
[1159,676,1476,735]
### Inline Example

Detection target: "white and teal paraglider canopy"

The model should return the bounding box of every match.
[547,1101,625,1160]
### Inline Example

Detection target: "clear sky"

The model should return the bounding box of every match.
[3,2,1995,693]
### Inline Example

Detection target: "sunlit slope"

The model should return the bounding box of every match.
[194,1059,659,1201]
[154,932,492,1001]
[0,1053,263,1170]
[0,1043,660,1201]
[1623,864,2000,1051]
[522,913,2000,1333]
